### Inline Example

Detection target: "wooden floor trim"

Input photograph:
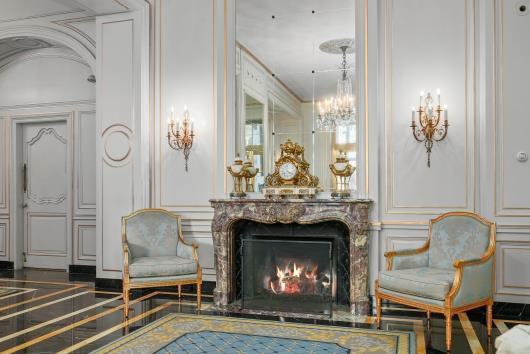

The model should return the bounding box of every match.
[2,291,163,353]
[0,294,122,344]
[57,302,176,353]
[0,284,85,312]
[458,313,485,354]
[0,290,91,321]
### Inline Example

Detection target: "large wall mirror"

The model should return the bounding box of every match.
[235,0,358,193]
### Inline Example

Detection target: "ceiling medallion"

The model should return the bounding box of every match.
[316,38,356,131]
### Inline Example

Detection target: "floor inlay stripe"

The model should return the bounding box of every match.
[458,313,485,354]
[494,319,509,334]
[2,291,164,354]
[0,284,85,312]
[0,287,37,300]
[57,302,175,354]
[0,290,92,321]
[0,294,122,344]
[0,279,84,286]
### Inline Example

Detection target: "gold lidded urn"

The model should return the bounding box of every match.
[227,153,260,198]
[329,150,355,199]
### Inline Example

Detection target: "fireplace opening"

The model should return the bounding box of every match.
[233,221,350,316]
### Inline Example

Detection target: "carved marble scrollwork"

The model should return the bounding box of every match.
[210,198,372,315]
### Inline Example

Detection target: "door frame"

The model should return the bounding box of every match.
[10,112,74,270]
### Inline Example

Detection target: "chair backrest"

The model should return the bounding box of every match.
[123,209,180,259]
[428,212,493,269]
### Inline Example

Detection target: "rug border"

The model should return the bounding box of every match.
[92,313,416,354]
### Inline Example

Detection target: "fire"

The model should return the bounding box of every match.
[268,260,326,295]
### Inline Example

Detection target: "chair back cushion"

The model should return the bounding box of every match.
[428,214,490,269]
[124,210,179,258]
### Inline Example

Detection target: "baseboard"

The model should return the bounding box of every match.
[69,264,96,275]
[94,278,216,295]
[0,261,14,270]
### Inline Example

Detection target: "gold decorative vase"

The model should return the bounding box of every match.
[329,151,355,199]
[227,155,246,198]
[242,155,259,192]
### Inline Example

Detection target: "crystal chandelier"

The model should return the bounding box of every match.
[317,39,356,131]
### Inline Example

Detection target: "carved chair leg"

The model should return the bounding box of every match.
[487,302,493,337]
[375,294,382,328]
[123,286,130,318]
[197,282,202,310]
[445,312,453,352]
[178,285,182,298]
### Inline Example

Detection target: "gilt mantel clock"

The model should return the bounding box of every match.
[263,139,319,198]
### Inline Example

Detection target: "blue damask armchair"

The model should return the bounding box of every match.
[122,209,202,317]
[375,212,496,352]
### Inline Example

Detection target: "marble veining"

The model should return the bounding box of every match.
[209,198,372,315]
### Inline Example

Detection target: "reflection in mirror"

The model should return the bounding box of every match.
[236,0,357,194]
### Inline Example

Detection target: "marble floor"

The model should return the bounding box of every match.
[0,269,528,353]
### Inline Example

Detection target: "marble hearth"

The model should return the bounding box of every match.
[210,198,372,315]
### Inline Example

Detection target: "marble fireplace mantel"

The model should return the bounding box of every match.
[210,198,373,315]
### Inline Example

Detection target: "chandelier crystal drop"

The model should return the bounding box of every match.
[317,43,356,131]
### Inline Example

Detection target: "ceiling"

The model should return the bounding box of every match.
[0,0,129,22]
[0,0,132,63]
[236,0,356,102]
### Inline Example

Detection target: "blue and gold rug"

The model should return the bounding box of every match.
[93,314,415,353]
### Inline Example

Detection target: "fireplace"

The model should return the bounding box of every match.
[234,221,349,316]
[210,198,372,315]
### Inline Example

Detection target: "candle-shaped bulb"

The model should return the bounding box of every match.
[436,88,441,106]
[191,119,195,132]
[444,105,448,121]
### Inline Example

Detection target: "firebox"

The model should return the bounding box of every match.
[233,221,350,316]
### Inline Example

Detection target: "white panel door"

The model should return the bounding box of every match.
[22,121,68,269]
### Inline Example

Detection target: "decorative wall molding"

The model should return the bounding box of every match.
[52,16,96,46]
[0,219,8,258]
[75,221,96,262]
[494,0,530,217]
[0,47,90,75]
[496,242,530,295]
[26,212,67,256]
[75,110,96,214]
[383,0,476,215]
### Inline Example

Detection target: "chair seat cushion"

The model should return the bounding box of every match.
[379,267,454,300]
[129,256,198,278]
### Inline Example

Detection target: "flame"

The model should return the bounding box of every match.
[268,260,326,295]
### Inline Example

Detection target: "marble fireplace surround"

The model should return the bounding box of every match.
[210,198,372,315]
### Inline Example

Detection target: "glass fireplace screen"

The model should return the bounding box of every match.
[241,239,333,315]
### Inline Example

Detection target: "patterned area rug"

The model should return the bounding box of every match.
[92,314,415,354]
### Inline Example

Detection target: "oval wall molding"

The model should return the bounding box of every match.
[101,124,132,167]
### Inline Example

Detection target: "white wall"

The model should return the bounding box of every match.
[147,0,530,303]
[0,47,96,266]
[375,0,530,304]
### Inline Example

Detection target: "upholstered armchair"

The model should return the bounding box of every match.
[375,212,496,352]
[122,209,202,317]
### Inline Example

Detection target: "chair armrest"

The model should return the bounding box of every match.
[384,244,429,271]
[177,240,199,263]
[122,241,132,280]
[447,255,495,307]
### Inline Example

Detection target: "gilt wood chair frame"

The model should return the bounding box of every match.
[375,211,496,352]
[122,208,202,317]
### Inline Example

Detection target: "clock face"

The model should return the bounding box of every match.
[279,162,297,180]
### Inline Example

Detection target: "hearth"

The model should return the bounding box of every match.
[234,221,349,315]
[210,198,372,315]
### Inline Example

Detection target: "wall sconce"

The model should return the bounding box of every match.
[411,90,449,167]
[167,106,195,171]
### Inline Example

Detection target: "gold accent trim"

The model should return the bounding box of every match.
[2,291,161,354]
[384,0,476,213]
[0,284,84,312]
[57,302,176,354]
[0,290,91,321]
[493,319,509,334]
[458,312,485,354]
[0,293,122,344]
